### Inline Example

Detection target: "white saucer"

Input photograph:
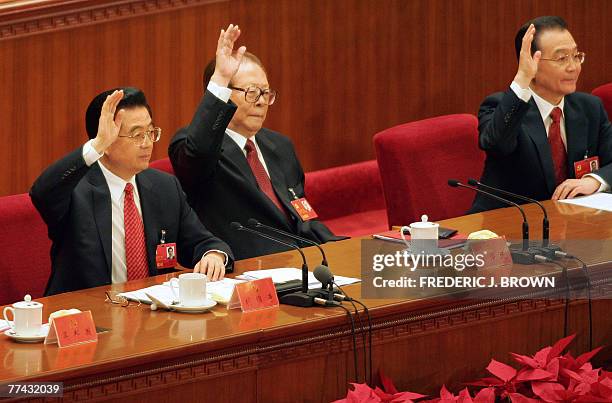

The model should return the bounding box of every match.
[4,323,50,343]
[169,299,217,313]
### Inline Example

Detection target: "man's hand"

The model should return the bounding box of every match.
[194,251,226,281]
[209,24,246,87]
[552,177,600,200]
[91,90,124,154]
[513,24,542,89]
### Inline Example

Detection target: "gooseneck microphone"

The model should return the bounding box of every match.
[247,218,329,266]
[448,179,530,250]
[313,264,335,303]
[230,221,309,293]
[467,178,559,251]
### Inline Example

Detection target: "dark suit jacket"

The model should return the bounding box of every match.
[30,147,233,296]
[470,89,612,213]
[169,91,345,260]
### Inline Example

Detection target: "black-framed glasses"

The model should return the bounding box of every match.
[118,127,162,145]
[540,52,586,67]
[229,86,277,105]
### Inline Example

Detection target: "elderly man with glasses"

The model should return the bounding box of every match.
[169,25,345,260]
[470,16,612,213]
[31,87,233,296]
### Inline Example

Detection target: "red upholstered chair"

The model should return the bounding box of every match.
[305,160,388,237]
[373,114,483,227]
[149,157,174,175]
[0,193,51,305]
[592,83,612,118]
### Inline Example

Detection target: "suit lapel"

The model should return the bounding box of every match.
[136,173,160,275]
[88,164,113,276]
[564,96,588,177]
[523,99,557,194]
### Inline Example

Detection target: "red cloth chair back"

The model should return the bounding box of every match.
[149,158,175,175]
[373,114,483,227]
[592,83,612,118]
[305,160,388,236]
[0,193,51,305]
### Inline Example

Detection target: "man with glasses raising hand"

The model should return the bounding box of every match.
[31,87,232,295]
[170,25,344,260]
[470,16,612,213]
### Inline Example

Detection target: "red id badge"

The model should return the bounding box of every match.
[574,156,599,179]
[156,242,177,269]
[290,198,319,221]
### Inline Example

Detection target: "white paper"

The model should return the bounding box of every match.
[558,193,612,212]
[0,319,12,332]
[236,267,360,289]
[118,278,245,306]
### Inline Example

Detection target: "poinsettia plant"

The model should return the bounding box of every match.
[333,334,611,403]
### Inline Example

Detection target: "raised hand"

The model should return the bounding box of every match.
[514,24,542,89]
[209,24,247,87]
[92,90,124,154]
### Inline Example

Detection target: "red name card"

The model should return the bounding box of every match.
[44,311,98,348]
[228,278,279,312]
[467,236,512,269]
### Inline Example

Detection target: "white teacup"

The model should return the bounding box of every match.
[178,273,207,307]
[401,214,439,254]
[3,295,43,336]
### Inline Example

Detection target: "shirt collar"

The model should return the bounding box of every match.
[226,128,260,152]
[530,88,565,122]
[98,161,138,203]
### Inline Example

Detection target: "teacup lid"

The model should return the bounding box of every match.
[13,294,42,309]
[410,214,438,228]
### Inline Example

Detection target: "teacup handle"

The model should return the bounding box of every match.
[400,226,412,249]
[3,307,15,332]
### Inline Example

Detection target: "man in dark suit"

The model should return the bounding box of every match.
[169,24,344,260]
[31,88,233,296]
[471,16,612,213]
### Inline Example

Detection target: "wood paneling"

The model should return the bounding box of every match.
[1,0,611,196]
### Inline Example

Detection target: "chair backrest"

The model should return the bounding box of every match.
[373,114,483,227]
[305,160,386,221]
[149,157,174,175]
[591,83,612,118]
[0,193,51,305]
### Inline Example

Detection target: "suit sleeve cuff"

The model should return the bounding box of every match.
[82,139,103,166]
[584,173,611,192]
[207,81,232,103]
[510,81,532,103]
[203,249,229,266]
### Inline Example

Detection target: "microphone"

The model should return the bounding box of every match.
[447,179,536,265]
[313,264,336,303]
[247,218,329,266]
[231,222,328,307]
[231,221,308,293]
[467,178,561,253]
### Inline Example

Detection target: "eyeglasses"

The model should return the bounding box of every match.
[540,52,586,67]
[118,127,162,145]
[229,86,277,105]
[105,291,141,308]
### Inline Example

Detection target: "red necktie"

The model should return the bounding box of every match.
[124,183,149,281]
[244,139,286,214]
[549,107,568,185]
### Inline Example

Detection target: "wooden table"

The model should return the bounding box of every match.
[1,201,611,402]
